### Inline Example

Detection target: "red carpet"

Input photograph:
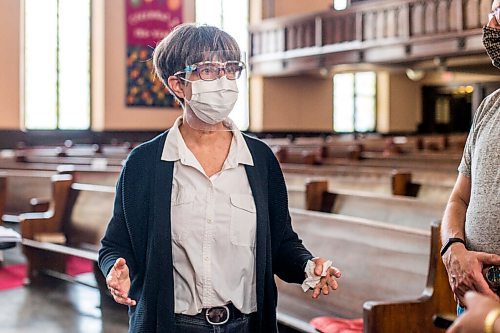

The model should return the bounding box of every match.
[310,317,363,333]
[0,256,93,291]
[0,264,26,291]
[65,256,93,277]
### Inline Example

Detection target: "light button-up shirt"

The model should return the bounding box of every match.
[161,117,257,315]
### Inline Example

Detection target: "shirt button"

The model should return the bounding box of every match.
[208,219,212,223]
[204,257,209,262]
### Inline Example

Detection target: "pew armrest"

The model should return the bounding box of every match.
[29,197,51,212]
[19,212,61,240]
[363,295,429,333]
[363,291,453,333]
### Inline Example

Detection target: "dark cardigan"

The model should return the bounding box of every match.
[98,131,313,332]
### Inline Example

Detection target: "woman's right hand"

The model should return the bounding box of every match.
[106,257,136,306]
[442,244,500,306]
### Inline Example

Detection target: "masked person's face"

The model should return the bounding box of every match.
[483,3,500,69]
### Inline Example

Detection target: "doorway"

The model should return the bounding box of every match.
[421,85,473,133]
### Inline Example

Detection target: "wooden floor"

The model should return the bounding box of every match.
[0,224,129,333]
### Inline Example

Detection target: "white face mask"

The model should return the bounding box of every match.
[185,77,239,125]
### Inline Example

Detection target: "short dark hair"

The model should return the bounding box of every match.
[153,23,241,87]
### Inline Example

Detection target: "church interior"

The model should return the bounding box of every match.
[0,0,498,332]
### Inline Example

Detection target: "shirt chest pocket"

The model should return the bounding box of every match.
[171,188,195,241]
[229,194,257,247]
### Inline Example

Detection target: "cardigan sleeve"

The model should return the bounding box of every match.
[98,165,137,278]
[268,152,313,283]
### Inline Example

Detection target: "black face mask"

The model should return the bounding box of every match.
[483,26,500,69]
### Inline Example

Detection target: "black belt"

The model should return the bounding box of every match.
[177,303,249,326]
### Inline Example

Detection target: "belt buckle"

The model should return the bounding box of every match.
[205,305,230,325]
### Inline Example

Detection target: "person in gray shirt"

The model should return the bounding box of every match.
[441,0,500,314]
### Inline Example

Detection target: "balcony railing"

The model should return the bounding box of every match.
[249,0,490,75]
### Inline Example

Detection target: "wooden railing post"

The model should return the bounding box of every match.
[356,11,363,41]
[456,0,464,32]
[315,16,323,47]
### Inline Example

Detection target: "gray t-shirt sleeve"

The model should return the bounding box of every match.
[458,131,472,177]
[457,92,495,177]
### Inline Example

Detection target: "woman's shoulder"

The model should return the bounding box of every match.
[242,133,282,174]
[125,131,169,165]
[242,133,274,156]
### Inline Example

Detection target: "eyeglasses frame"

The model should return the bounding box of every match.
[173,60,246,81]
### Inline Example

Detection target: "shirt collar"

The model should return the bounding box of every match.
[161,116,254,167]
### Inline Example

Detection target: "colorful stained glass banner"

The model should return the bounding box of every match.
[126,0,182,107]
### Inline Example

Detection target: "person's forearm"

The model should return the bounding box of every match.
[441,199,467,244]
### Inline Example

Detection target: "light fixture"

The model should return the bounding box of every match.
[405,68,425,81]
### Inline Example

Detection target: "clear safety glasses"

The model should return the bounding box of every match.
[174,60,246,81]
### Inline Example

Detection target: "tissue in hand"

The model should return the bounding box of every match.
[301,259,332,292]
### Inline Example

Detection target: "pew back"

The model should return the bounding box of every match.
[21,176,115,279]
[363,221,456,333]
[63,183,115,248]
[276,208,430,322]
[1,170,54,217]
[302,180,446,230]
[285,170,453,205]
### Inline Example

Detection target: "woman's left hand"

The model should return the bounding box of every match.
[311,257,341,299]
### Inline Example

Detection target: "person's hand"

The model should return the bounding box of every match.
[442,244,500,306]
[106,258,136,306]
[447,291,500,333]
[311,257,341,299]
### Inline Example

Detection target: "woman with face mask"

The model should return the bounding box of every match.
[98,23,341,333]
[441,0,500,322]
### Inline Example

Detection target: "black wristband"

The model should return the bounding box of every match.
[440,238,465,256]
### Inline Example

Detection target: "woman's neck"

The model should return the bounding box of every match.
[178,120,231,147]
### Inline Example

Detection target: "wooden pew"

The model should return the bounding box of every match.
[0,162,121,186]
[363,221,456,333]
[20,175,114,300]
[14,142,132,159]
[56,165,120,186]
[16,154,125,167]
[0,170,55,223]
[301,180,446,230]
[0,176,6,223]
[283,166,454,204]
[269,133,465,165]
[322,155,459,173]
[276,208,431,331]
[0,175,7,262]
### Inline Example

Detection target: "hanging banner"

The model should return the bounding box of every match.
[126,0,183,107]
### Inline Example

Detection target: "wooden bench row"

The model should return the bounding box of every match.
[286,179,446,230]
[20,175,115,305]
[0,167,120,224]
[14,175,455,332]
[283,166,454,204]
[277,210,455,333]
[13,142,134,158]
[275,144,461,173]
[263,132,467,154]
